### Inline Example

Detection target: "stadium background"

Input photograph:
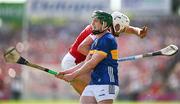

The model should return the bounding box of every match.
[0,0,180,103]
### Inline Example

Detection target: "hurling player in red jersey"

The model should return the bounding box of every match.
[59,11,148,95]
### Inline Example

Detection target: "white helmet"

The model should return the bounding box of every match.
[111,11,130,36]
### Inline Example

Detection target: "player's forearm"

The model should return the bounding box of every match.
[125,26,141,35]
[78,35,94,56]
[78,45,90,56]
[73,60,95,78]
[63,62,84,74]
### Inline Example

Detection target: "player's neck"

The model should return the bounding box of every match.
[96,30,108,38]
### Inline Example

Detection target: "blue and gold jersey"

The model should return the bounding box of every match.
[89,32,119,86]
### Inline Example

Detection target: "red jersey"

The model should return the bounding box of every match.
[69,25,92,64]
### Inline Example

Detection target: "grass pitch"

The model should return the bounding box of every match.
[1,100,180,104]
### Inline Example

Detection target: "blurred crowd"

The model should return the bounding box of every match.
[117,16,180,101]
[0,16,180,101]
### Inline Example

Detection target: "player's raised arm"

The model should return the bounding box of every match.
[111,11,148,38]
[125,26,148,38]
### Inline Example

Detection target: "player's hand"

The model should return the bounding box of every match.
[139,26,148,38]
[55,72,65,80]
[55,69,72,79]
[63,73,76,82]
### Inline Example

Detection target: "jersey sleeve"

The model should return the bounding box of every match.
[96,35,117,57]
[77,25,92,40]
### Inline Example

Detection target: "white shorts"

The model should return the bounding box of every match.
[61,52,76,71]
[81,85,119,102]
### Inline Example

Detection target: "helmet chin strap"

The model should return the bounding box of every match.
[92,30,102,34]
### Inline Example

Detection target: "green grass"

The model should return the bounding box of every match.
[1,100,78,104]
[1,100,180,104]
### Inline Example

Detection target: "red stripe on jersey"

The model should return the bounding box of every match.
[69,25,92,64]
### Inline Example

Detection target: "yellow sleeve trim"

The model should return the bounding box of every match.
[89,50,95,54]
[90,50,118,59]
[95,50,107,56]
[111,50,118,60]
[89,50,107,56]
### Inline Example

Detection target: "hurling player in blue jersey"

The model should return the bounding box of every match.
[56,10,119,104]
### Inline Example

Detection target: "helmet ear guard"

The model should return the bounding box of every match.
[102,21,108,31]
[111,11,130,37]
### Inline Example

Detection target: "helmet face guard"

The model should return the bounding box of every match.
[91,10,112,35]
[111,11,130,37]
